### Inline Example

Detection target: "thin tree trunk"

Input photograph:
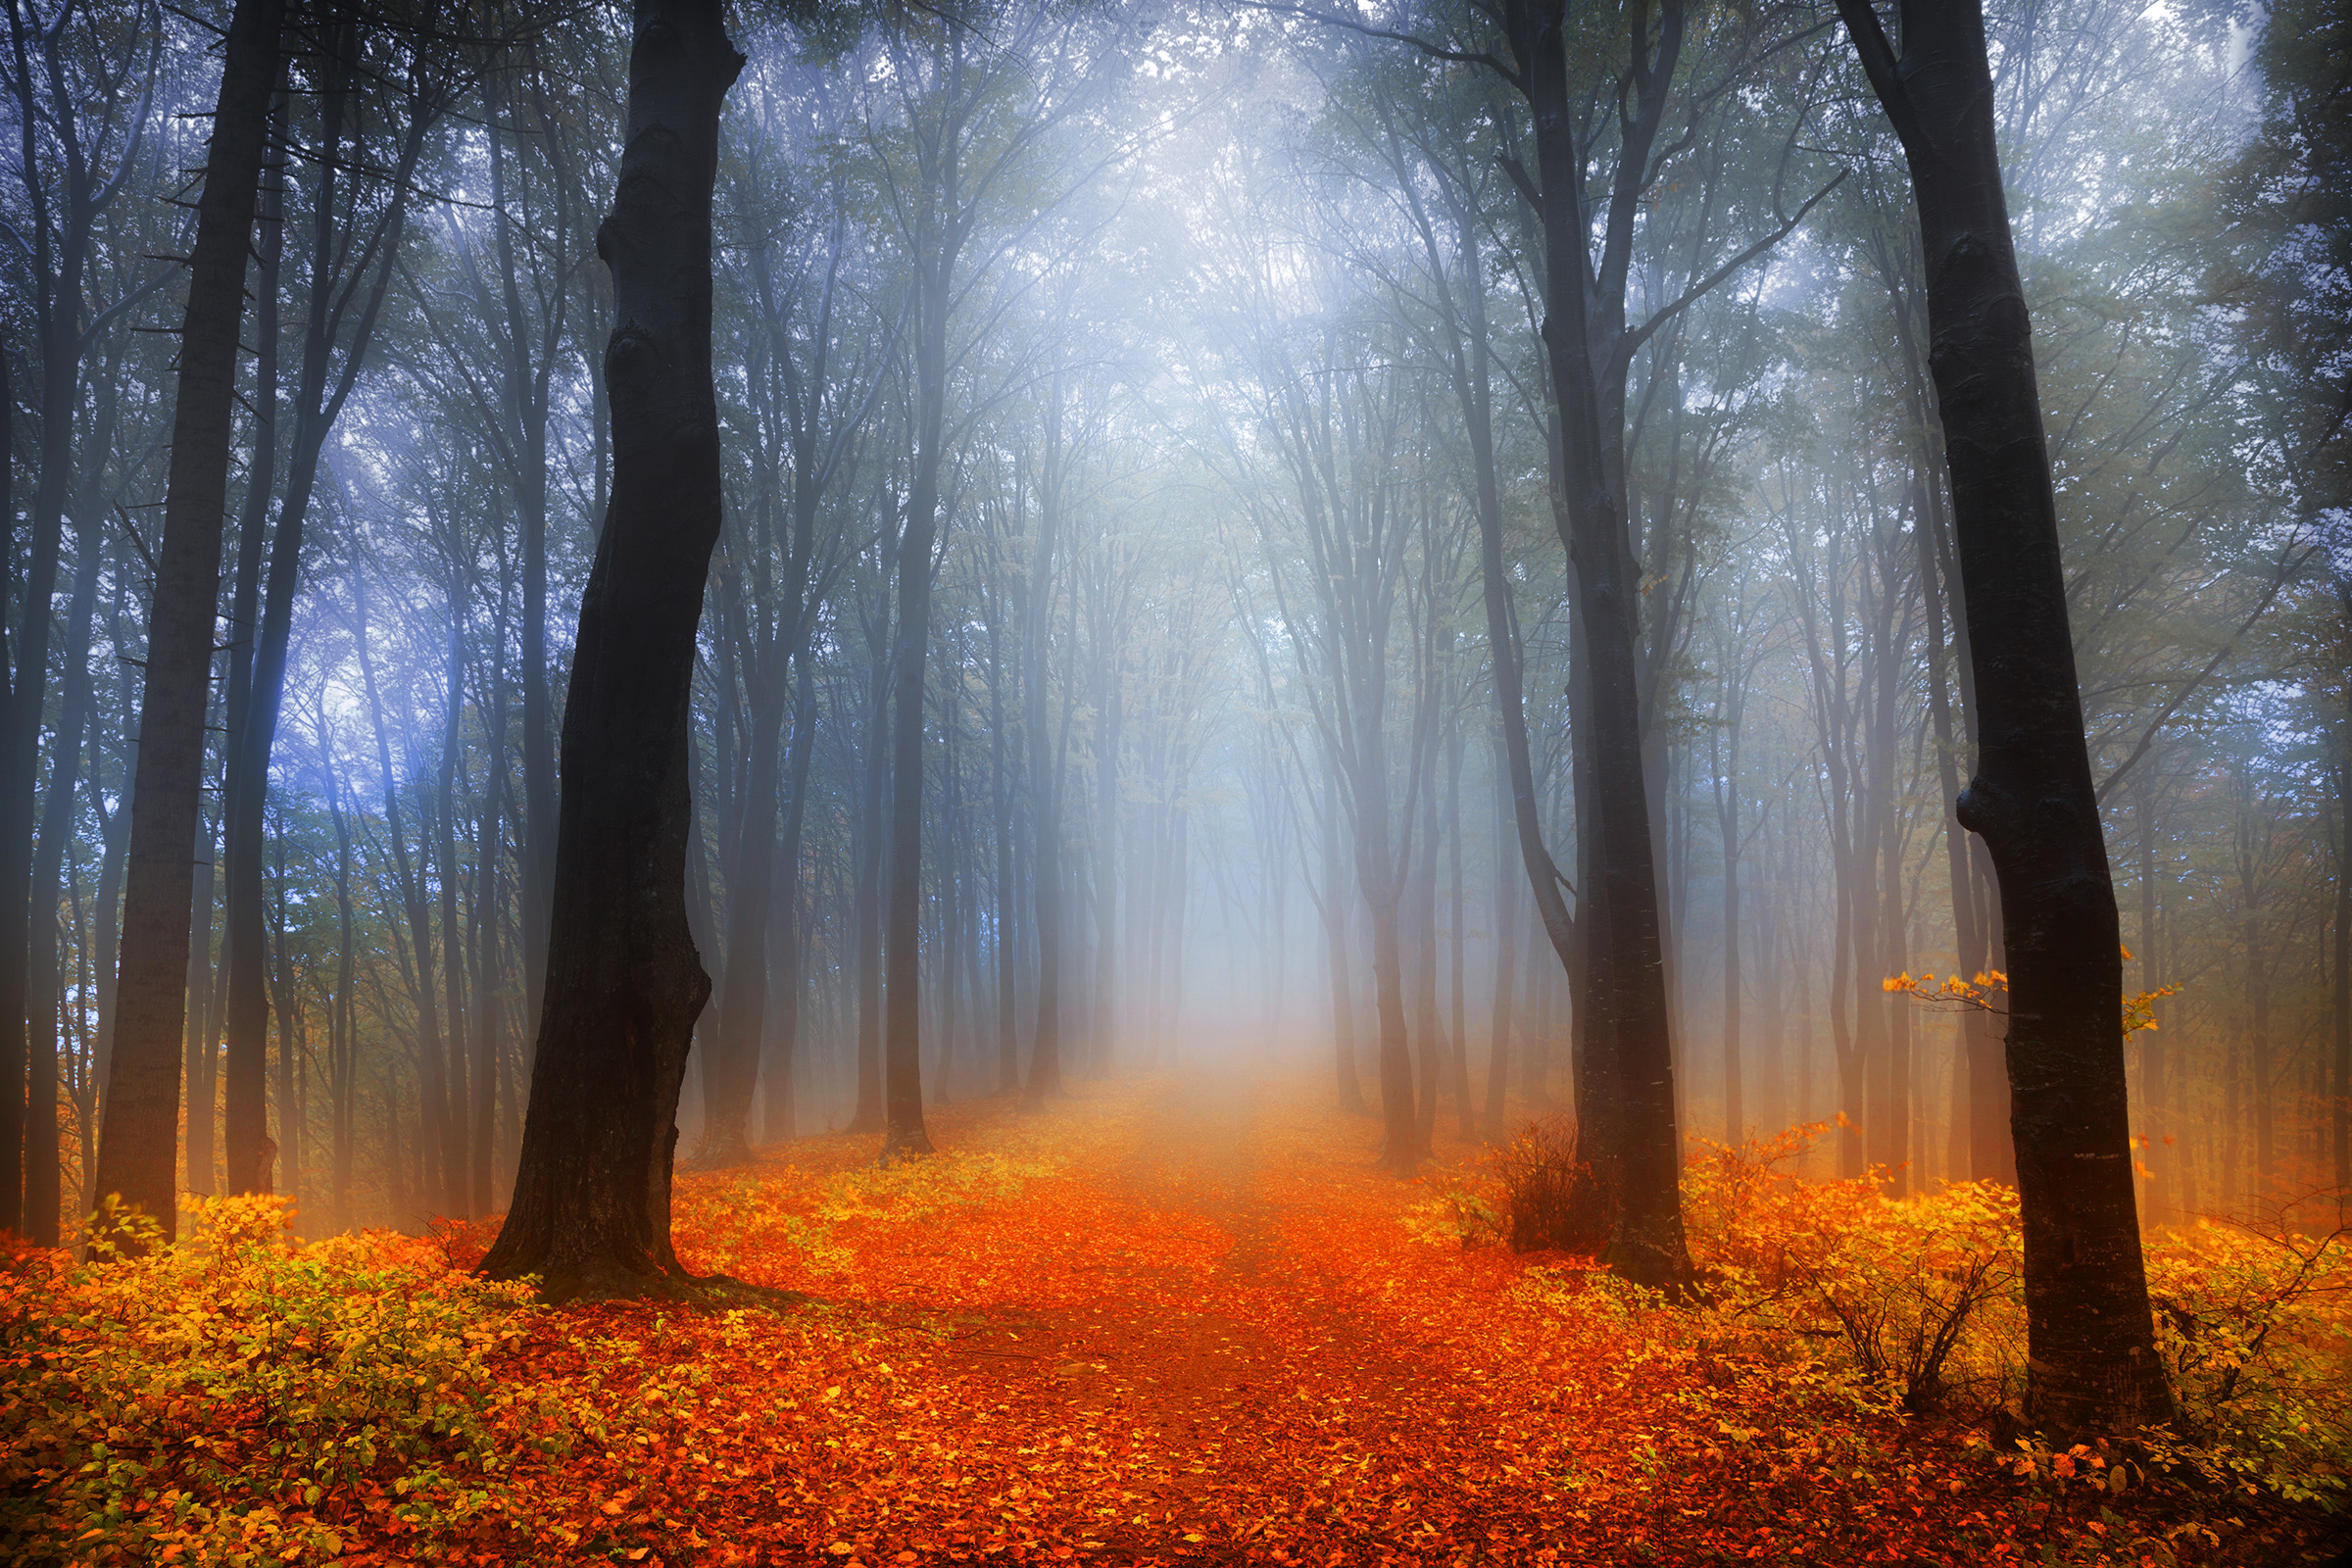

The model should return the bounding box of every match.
[1323,753,1366,1114]
[850,628,888,1131]
[1485,737,1517,1140]
[24,501,105,1242]
[1093,658,1118,1073]
[764,662,817,1143]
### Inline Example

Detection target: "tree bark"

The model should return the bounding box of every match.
[480,0,741,1301]
[1498,0,1690,1287]
[1834,0,2171,1434]
[89,0,286,1251]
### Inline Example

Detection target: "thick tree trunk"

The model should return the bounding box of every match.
[1835,0,2170,1434]
[1500,0,1690,1287]
[89,0,285,1250]
[480,0,741,1301]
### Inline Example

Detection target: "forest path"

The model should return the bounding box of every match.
[554,1072,2227,1566]
[933,1071,1454,1555]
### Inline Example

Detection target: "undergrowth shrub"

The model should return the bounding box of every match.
[1682,1124,2024,1416]
[0,1194,573,1565]
[1494,1116,1615,1254]
[1676,1125,2352,1506]
[2141,1215,2350,1506]
[1402,1116,1616,1253]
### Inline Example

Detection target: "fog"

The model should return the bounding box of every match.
[2,0,2343,1260]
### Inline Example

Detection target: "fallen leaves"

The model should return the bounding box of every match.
[4,1074,2339,1565]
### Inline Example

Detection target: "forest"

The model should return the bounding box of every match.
[0,0,2347,1560]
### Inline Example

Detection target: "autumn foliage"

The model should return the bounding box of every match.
[3,1077,2346,1566]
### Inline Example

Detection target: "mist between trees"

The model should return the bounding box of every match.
[1,0,2343,1430]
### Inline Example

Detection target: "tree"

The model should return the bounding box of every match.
[1832,0,2171,1434]
[87,0,285,1251]
[479,0,742,1301]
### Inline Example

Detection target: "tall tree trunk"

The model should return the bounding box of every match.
[2,0,92,1236]
[354,597,456,1216]
[472,733,500,1218]
[1485,737,1517,1141]
[1092,659,1118,1073]
[1446,723,1472,1141]
[486,68,564,1051]
[1410,709,1444,1153]
[433,622,471,1215]
[850,631,888,1131]
[88,0,286,1249]
[765,663,817,1143]
[215,85,288,1200]
[268,832,296,1208]
[989,590,1019,1095]
[1496,0,1690,1289]
[882,296,949,1161]
[24,498,105,1243]
[1025,402,1066,1107]
[1716,713,1741,1146]
[702,666,784,1162]
[2333,723,2349,1215]
[1835,0,2171,1434]
[480,0,742,1301]
[1323,753,1366,1114]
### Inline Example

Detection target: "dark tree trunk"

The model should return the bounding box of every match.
[1835,0,2171,1434]
[89,0,286,1251]
[1499,0,1690,1287]
[480,0,742,1301]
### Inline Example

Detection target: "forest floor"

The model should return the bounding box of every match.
[435,1070,2337,1567]
[8,1070,2348,1566]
